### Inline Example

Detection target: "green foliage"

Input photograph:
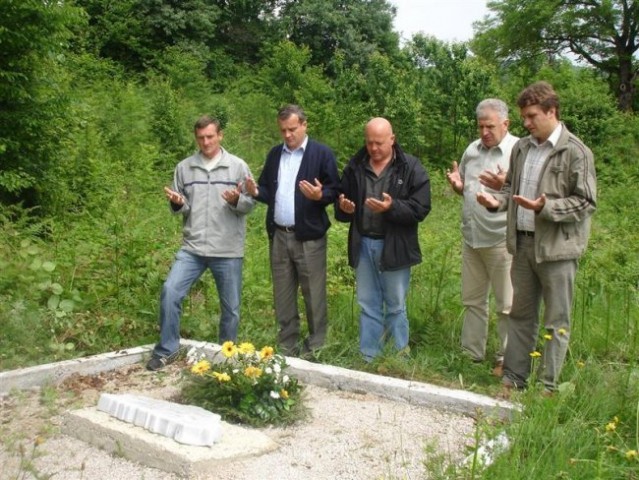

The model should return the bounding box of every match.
[474,0,639,111]
[406,35,499,165]
[280,0,400,75]
[181,342,304,427]
[0,0,84,206]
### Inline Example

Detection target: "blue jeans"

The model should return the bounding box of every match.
[356,236,411,359]
[153,249,243,357]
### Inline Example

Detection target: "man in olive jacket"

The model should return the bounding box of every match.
[477,81,597,395]
[336,117,431,361]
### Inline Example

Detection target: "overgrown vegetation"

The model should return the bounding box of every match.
[1,1,638,478]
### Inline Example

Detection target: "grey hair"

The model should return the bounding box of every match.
[476,98,509,121]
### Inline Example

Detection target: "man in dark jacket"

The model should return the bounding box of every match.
[336,117,431,361]
[246,105,339,357]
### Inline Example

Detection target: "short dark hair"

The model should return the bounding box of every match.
[277,104,307,123]
[194,115,222,133]
[517,81,560,119]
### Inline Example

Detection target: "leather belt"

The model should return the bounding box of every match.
[517,230,535,237]
[275,224,295,233]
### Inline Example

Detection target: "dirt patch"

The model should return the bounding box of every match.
[0,360,476,479]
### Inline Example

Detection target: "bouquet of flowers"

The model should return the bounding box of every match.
[181,341,304,427]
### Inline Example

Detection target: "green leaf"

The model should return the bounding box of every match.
[47,295,60,310]
[59,299,75,313]
[51,283,64,295]
[42,261,56,272]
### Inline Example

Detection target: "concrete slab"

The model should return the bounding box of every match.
[62,406,279,478]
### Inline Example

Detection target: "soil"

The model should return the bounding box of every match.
[0,360,476,480]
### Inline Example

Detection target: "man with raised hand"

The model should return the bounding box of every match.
[337,117,431,361]
[147,115,255,371]
[246,105,339,359]
[477,82,597,395]
[447,98,518,376]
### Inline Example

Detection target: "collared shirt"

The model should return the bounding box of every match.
[517,124,563,232]
[459,133,518,248]
[361,158,393,237]
[274,136,308,226]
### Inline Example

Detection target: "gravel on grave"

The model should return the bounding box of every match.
[0,362,476,480]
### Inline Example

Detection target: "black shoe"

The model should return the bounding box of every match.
[146,351,179,371]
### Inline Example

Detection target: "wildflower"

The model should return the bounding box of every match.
[260,346,274,361]
[265,367,273,375]
[625,450,638,461]
[244,366,263,379]
[191,359,211,375]
[273,363,281,373]
[222,341,237,358]
[576,361,585,368]
[270,390,280,399]
[558,328,568,336]
[543,334,553,341]
[213,371,231,382]
[238,342,255,355]
[282,374,290,384]
[530,351,542,358]
[605,422,617,432]
[280,389,289,399]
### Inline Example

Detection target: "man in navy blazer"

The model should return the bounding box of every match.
[246,105,339,357]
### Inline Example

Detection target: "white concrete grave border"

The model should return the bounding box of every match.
[0,339,514,418]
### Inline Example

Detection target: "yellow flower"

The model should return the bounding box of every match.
[260,346,274,361]
[280,389,289,399]
[625,450,638,461]
[238,342,255,354]
[605,422,617,432]
[213,371,231,382]
[244,366,263,379]
[222,341,237,358]
[558,328,568,336]
[191,359,211,375]
[529,351,542,358]
[576,360,585,368]
[543,334,553,341]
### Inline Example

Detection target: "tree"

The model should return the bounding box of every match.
[280,0,400,74]
[0,0,84,207]
[473,0,639,111]
[407,35,499,164]
[73,0,221,71]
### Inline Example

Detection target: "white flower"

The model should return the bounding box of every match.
[265,367,273,375]
[270,391,280,399]
[233,368,239,374]
[273,364,281,373]
[282,375,289,384]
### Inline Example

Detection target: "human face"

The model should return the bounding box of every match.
[195,124,223,159]
[478,110,509,148]
[278,114,307,150]
[365,122,395,165]
[520,104,558,143]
